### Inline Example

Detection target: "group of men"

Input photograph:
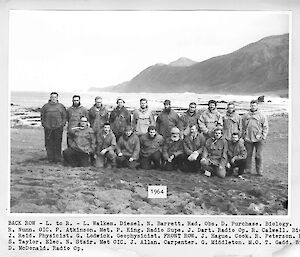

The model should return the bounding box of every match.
[40,92,268,178]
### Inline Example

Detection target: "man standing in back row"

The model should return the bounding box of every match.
[40,92,67,163]
[180,102,202,137]
[198,100,223,139]
[156,100,181,139]
[222,102,242,141]
[109,97,131,141]
[242,100,268,176]
[66,95,89,147]
[132,98,155,136]
[88,96,109,134]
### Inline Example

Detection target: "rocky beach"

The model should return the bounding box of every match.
[10,96,289,215]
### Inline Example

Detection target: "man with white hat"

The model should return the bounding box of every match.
[162,127,184,171]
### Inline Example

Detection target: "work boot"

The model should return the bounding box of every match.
[255,158,263,176]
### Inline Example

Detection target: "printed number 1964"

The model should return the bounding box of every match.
[148,185,167,198]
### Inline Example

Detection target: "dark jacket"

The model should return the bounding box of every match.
[227,138,247,161]
[67,105,89,131]
[139,133,164,157]
[222,111,242,140]
[116,133,140,160]
[180,110,201,136]
[40,102,67,129]
[162,138,184,160]
[183,132,206,156]
[202,137,228,166]
[69,127,96,154]
[156,109,181,139]
[95,129,116,154]
[88,105,109,133]
[109,107,131,136]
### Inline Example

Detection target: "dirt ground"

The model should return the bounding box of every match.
[10,115,288,215]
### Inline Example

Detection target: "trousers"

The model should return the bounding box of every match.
[244,140,264,174]
[139,151,162,170]
[184,154,202,172]
[95,151,117,168]
[227,159,246,175]
[63,148,90,167]
[116,155,138,169]
[200,158,226,178]
[44,127,63,162]
[163,154,185,171]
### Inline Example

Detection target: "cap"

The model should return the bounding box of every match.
[171,127,180,134]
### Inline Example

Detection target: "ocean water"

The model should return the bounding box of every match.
[11,91,289,115]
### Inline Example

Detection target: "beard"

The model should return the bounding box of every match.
[164,107,171,113]
[73,102,80,107]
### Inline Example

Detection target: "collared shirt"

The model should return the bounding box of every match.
[183,132,206,156]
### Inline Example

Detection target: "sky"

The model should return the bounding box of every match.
[9,10,289,92]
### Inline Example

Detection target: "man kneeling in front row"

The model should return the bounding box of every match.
[116,126,140,169]
[139,126,164,170]
[200,127,227,178]
[226,132,247,177]
[63,116,96,167]
[94,123,117,168]
[183,124,206,172]
[162,127,185,171]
